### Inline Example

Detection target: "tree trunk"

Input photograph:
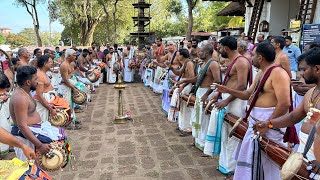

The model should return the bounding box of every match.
[113,0,119,44]
[33,4,42,47]
[34,25,42,47]
[186,0,193,41]
[102,4,110,45]
[106,14,110,45]
[80,20,99,46]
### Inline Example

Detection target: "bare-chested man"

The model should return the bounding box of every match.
[190,39,200,60]
[177,43,220,150]
[237,40,251,60]
[90,43,98,60]
[216,43,291,180]
[168,48,196,135]
[187,41,192,54]
[153,41,177,93]
[29,48,42,67]
[271,36,292,78]
[34,55,58,123]
[0,74,35,160]
[209,36,252,176]
[10,66,68,161]
[59,49,81,129]
[255,47,320,179]
[17,48,31,66]
[123,45,134,82]
[77,49,91,77]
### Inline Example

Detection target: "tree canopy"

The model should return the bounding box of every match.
[8,1,242,47]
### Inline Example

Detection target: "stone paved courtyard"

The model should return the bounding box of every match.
[19,83,225,179]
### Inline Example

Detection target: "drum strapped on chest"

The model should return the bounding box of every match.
[169,84,177,98]
[180,94,195,107]
[128,59,135,69]
[86,67,101,83]
[35,140,71,171]
[204,100,214,115]
[159,69,168,81]
[225,113,311,180]
[281,109,320,180]
[72,91,87,105]
[49,108,71,127]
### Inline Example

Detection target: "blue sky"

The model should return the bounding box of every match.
[0,0,64,33]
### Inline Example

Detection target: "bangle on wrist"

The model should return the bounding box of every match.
[268,119,273,129]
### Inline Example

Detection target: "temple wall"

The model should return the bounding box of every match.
[314,1,320,23]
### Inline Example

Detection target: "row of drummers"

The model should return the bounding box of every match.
[140,40,320,180]
[0,48,107,178]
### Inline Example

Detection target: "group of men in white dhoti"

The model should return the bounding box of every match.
[140,35,320,179]
[0,44,109,173]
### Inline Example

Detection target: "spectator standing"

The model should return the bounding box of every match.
[283,36,301,79]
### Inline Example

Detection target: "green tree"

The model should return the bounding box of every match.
[18,28,36,46]
[0,35,6,44]
[6,33,30,47]
[15,0,44,46]
[193,2,232,32]
[40,31,61,46]
[54,0,106,46]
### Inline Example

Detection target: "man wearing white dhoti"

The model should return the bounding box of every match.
[59,49,81,129]
[10,66,68,161]
[167,49,195,126]
[206,36,252,175]
[106,48,118,84]
[151,38,165,93]
[217,43,294,180]
[179,44,220,150]
[123,45,135,82]
[256,47,320,179]
[34,55,59,123]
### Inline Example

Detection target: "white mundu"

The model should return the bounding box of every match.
[107,53,117,83]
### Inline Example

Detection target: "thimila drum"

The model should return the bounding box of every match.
[72,91,87,105]
[35,140,71,171]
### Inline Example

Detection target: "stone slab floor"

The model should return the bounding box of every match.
[5,83,225,180]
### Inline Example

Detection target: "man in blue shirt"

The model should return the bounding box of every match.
[283,36,301,79]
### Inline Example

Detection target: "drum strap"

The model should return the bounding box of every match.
[190,59,213,94]
[244,65,281,121]
[303,126,316,159]
[217,55,252,100]
[177,60,191,82]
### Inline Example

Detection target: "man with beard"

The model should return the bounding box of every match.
[209,36,252,176]
[0,72,35,159]
[168,48,195,135]
[178,43,220,150]
[187,41,192,54]
[271,36,292,78]
[10,66,68,161]
[216,43,291,180]
[255,47,320,179]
